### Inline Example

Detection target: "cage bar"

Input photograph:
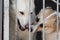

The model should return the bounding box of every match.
[0,0,3,40]
[4,0,9,40]
[9,0,16,40]
[43,0,45,40]
[29,0,31,40]
[56,0,59,40]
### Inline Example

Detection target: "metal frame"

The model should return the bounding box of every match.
[43,0,45,40]
[4,0,9,40]
[3,0,60,40]
[0,0,2,40]
[56,0,59,40]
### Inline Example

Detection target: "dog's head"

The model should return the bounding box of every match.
[17,0,35,31]
[36,8,60,34]
[17,0,29,31]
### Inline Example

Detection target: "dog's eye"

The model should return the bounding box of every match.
[19,11,24,15]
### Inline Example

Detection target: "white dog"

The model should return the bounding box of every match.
[16,0,36,40]
[17,0,36,30]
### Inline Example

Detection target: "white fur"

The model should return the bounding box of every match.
[16,0,35,40]
[17,0,29,28]
[17,0,35,28]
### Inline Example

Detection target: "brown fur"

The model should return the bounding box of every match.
[36,8,60,33]
[36,8,60,40]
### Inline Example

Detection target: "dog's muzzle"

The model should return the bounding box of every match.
[17,19,30,31]
[17,19,25,31]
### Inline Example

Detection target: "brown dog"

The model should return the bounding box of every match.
[36,7,60,40]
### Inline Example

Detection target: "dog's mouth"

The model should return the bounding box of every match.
[25,24,29,30]
[17,19,29,31]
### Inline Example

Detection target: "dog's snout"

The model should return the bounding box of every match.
[39,23,43,28]
[36,17,40,22]
[17,19,25,31]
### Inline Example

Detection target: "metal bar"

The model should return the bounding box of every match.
[9,0,16,40]
[15,0,17,40]
[52,0,60,5]
[29,0,31,40]
[56,0,59,40]
[4,0,9,40]
[29,12,31,40]
[0,0,4,40]
[43,0,45,40]
[0,0,2,40]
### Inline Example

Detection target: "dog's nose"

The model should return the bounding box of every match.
[39,23,43,28]
[36,17,40,22]
[25,24,29,29]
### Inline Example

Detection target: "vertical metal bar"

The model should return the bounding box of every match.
[9,0,16,40]
[15,0,17,40]
[29,0,31,40]
[29,13,31,40]
[0,0,2,40]
[57,0,59,40]
[43,0,45,40]
[4,0,9,40]
[0,0,4,40]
